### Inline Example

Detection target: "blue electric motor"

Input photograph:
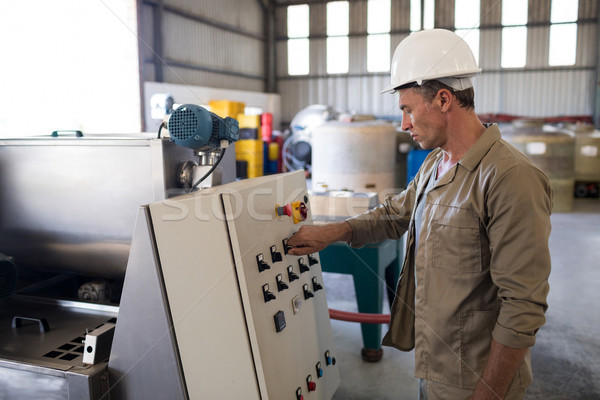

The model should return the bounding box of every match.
[167,104,239,150]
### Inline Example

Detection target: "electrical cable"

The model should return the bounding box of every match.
[190,147,227,191]
[157,122,164,139]
[328,308,391,324]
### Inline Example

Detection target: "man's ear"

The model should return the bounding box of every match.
[437,89,452,112]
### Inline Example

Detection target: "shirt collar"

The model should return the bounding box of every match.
[458,123,501,172]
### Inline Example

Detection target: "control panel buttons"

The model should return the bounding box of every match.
[303,284,314,300]
[273,310,286,333]
[296,387,304,400]
[312,277,323,292]
[292,295,302,314]
[256,254,270,273]
[262,284,276,303]
[282,238,293,255]
[276,274,289,292]
[275,202,307,224]
[270,245,282,263]
[298,258,309,273]
[316,362,323,378]
[324,350,336,366]
[306,375,316,392]
[291,201,308,224]
[307,254,318,266]
[287,265,299,282]
[276,203,293,218]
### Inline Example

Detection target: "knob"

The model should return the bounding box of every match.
[270,245,282,263]
[287,266,299,282]
[256,254,270,273]
[298,258,309,273]
[307,254,318,266]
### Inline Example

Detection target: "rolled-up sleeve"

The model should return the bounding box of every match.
[487,163,553,348]
[346,180,417,248]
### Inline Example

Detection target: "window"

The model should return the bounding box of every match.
[367,0,391,72]
[549,0,578,66]
[288,5,310,75]
[411,0,435,32]
[454,0,480,63]
[501,0,528,68]
[327,1,349,74]
[0,0,141,136]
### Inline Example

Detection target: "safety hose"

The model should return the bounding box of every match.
[329,308,390,324]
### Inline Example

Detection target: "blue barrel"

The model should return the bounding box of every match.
[407,149,432,183]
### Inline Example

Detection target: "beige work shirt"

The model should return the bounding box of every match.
[347,124,552,390]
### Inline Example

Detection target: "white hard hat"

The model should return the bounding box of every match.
[381,29,481,94]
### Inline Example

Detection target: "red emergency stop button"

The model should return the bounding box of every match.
[276,202,308,224]
[296,387,303,400]
[276,203,293,218]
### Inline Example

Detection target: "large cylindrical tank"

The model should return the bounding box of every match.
[502,120,575,212]
[311,121,399,199]
[565,124,600,198]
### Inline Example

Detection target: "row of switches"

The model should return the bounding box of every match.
[257,254,318,275]
[265,276,323,303]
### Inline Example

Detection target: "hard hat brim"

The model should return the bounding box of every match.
[379,68,482,95]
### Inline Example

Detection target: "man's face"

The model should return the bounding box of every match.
[398,88,446,150]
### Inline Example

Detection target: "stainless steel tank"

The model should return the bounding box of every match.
[0,134,206,278]
[311,120,400,199]
[502,120,575,212]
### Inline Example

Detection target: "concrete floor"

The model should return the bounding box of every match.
[323,200,600,400]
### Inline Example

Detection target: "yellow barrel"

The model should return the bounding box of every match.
[209,100,245,119]
[503,120,575,212]
[236,139,263,178]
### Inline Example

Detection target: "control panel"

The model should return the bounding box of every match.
[222,172,340,400]
[112,171,340,399]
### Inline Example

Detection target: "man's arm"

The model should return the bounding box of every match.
[287,221,352,256]
[470,339,528,400]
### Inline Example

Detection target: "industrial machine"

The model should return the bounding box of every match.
[0,106,340,398]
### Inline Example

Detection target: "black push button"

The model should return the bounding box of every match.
[287,265,299,282]
[303,284,314,300]
[263,284,276,303]
[257,254,270,273]
[282,238,293,255]
[312,277,323,292]
[271,245,283,263]
[276,274,289,292]
[308,254,318,266]
[299,258,309,273]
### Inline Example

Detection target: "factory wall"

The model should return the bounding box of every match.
[139,0,267,94]
[275,0,599,126]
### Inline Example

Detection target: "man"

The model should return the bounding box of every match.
[287,29,552,400]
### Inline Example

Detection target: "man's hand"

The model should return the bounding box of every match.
[468,339,528,400]
[287,221,353,256]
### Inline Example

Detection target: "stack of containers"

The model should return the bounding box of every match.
[502,120,576,212]
[566,124,600,199]
[236,114,263,179]
[261,113,280,175]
